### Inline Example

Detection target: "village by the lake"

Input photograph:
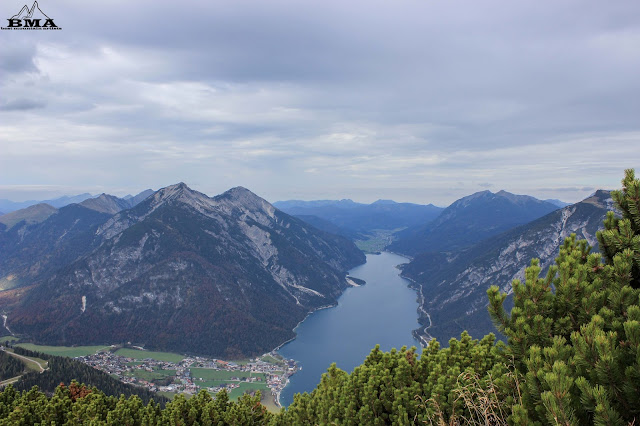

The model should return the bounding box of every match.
[4,341,297,410]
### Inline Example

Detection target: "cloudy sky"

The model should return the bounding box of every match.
[1,0,639,205]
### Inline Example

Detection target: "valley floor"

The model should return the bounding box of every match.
[3,343,296,410]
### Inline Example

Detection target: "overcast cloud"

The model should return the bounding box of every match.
[1,0,639,205]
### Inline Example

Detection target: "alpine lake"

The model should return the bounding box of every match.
[278,252,422,406]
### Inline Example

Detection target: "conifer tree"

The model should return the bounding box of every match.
[488,169,640,425]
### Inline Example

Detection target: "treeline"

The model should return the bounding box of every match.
[12,346,52,360]
[11,347,168,406]
[0,384,269,425]
[0,351,25,381]
[0,170,639,425]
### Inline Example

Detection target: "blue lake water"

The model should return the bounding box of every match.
[277,251,421,406]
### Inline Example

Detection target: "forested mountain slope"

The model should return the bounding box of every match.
[4,184,364,358]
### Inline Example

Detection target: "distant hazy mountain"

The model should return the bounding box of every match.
[291,214,361,240]
[0,189,153,214]
[0,203,57,230]
[0,193,94,213]
[400,190,612,345]
[544,198,571,208]
[80,189,154,214]
[274,199,443,236]
[390,190,560,256]
[275,199,360,210]
[123,189,154,206]
[5,184,364,358]
[80,194,133,215]
[0,190,156,289]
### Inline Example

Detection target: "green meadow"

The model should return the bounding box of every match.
[15,343,112,358]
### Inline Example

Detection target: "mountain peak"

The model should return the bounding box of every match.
[581,190,613,210]
[452,190,493,207]
[166,182,189,191]
[0,202,57,229]
[80,194,130,214]
[155,182,194,198]
[225,186,254,196]
[147,183,214,212]
[495,189,534,204]
[217,187,274,215]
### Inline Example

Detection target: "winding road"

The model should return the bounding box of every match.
[2,348,47,373]
[0,347,48,387]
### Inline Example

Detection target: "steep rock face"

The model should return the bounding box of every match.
[390,190,560,256]
[8,184,365,358]
[401,190,611,344]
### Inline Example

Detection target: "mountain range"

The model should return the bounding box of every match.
[274,199,443,239]
[0,189,154,214]
[400,190,612,344]
[0,194,95,214]
[0,182,596,355]
[389,190,561,256]
[1,184,364,358]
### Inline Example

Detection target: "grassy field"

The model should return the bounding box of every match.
[0,336,19,343]
[354,229,401,253]
[260,354,285,366]
[191,368,270,401]
[15,343,112,358]
[6,348,48,372]
[227,382,271,401]
[157,391,177,400]
[114,348,184,363]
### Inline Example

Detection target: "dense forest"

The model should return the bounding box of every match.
[0,351,25,381]
[0,169,639,425]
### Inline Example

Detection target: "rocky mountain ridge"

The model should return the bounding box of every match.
[401,190,612,344]
[4,183,364,357]
[390,190,561,256]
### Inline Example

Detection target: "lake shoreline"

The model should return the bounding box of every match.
[277,251,422,406]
